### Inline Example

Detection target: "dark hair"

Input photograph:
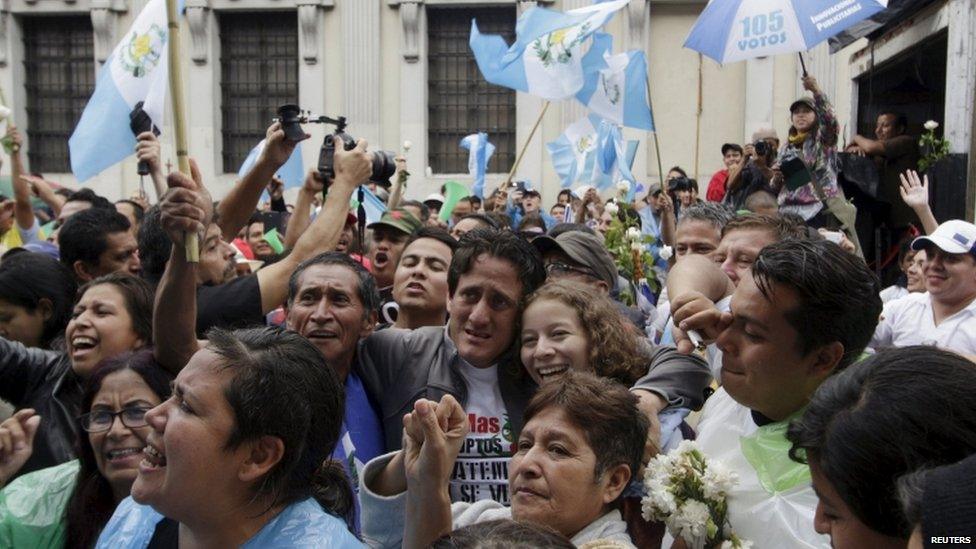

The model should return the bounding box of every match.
[65,350,173,549]
[547,223,597,238]
[137,206,170,284]
[78,273,155,346]
[677,202,735,230]
[287,251,380,320]
[787,346,976,538]
[721,213,810,241]
[0,251,76,348]
[65,188,114,211]
[115,199,146,225]
[430,519,574,549]
[448,227,545,299]
[878,111,908,133]
[524,371,647,487]
[206,326,352,521]
[752,239,881,369]
[468,195,482,206]
[557,189,573,201]
[401,227,458,263]
[485,211,512,230]
[457,213,500,231]
[667,166,687,177]
[59,208,132,275]
[517,213,547,233]
[401,200,431,223]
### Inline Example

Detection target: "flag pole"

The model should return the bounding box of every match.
[504,100,550,186]
[646,75,664,186]
[165,0,198,262]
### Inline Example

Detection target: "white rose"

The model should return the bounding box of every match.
[0,105,10,121]
[667,500,711,542]
[605,201,620,216]
[626,227,641,241]
[721,539,754,549]
[631,241,643,252]
[675,439,700,457]
[702,461,739,500]
[616,180,630,193]
[402,140,413,151]
[659,245,674,261]
[924,120,939,131]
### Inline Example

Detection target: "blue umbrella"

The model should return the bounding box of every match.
[685,0,888,66]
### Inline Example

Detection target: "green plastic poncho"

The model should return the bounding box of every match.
[0,459,78,548]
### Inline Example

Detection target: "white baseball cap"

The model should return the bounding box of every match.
[911,219,976,256]
[423,193,445,206]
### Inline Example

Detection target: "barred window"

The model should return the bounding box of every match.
[22,16,95,174]
[219,11,298,172]
[428,7,516,174]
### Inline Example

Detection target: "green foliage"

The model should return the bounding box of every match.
[918,125,950,173]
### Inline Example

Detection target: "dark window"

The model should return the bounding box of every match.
[428,7,515,174]
[219,11,298,172]
[22,16,95,173]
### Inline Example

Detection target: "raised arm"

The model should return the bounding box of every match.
[283,170,323,251]
[20,175,65,218]
[217,122,308,241]
[6,126,34,232]
[387,156,409,209]
[254,140,372,313]
[153,159,211,374]
[135,131,166,202]
[667,254,735,355]
[899,169,938,235]
[658,190,676,246]
[804,76,839,148]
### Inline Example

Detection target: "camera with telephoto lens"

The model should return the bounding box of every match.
[274,104,397,188]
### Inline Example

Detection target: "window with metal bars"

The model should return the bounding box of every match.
[219,11,298,172]
[427,7,515,174]
[22,16,95,174]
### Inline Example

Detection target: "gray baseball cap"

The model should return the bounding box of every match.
[532,231,617,290]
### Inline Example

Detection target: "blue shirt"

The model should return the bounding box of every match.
[96,497,363,548]
[333,372,385,533]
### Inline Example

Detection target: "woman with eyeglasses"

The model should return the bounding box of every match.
[0,350,172,547]
[0,273,154,479]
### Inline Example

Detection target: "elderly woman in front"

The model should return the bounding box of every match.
[360,371,647,548]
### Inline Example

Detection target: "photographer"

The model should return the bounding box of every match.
[723,129,780,212]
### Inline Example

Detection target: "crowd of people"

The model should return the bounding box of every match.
[0,72,973,548]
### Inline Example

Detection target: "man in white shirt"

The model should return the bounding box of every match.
[871,219,976,355]
[669,239,882,547]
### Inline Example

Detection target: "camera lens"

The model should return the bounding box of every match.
[369,150,397,188]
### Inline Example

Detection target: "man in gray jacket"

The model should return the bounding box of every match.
[355,227,711,505]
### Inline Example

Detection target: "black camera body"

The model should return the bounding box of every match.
[129,101,160,176]
[274,104,396,188]
[753,140,770,157]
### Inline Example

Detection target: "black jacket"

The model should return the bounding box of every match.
[0,337,82,479]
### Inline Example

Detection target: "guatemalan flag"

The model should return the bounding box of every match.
[459,133,495,199]
[547,114,637,190]
[237,139,305,189]
[576,33,655,131]
[469,0,629,100]
[69,0,175,182]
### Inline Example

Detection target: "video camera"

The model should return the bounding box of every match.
[274,104,397,188]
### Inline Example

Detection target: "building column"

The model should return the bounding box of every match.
[743,56,775,141]
[341,0,382,146]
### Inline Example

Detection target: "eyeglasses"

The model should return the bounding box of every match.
[79,407,152,433]
[545,262,598,280]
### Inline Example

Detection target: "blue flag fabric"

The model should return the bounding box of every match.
[548,114,637,190]
[459,133,495,199]
[69,0,178,182]
[593,120,637,190]
[353,185,387,225]
[237,139,305,189]
[469,0,629,100]
[576,32,654,130]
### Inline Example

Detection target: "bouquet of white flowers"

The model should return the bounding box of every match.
[642,440,751,549]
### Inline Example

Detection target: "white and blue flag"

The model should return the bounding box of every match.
[469,0,629,100]
[69,0,175,182]
[353,185,387,225]
[576,33,654,131]
[237,139,305,189]
[685,0,888,65]
[593,120,638,190]
[459,133,495,199]
[546,114,602,188]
